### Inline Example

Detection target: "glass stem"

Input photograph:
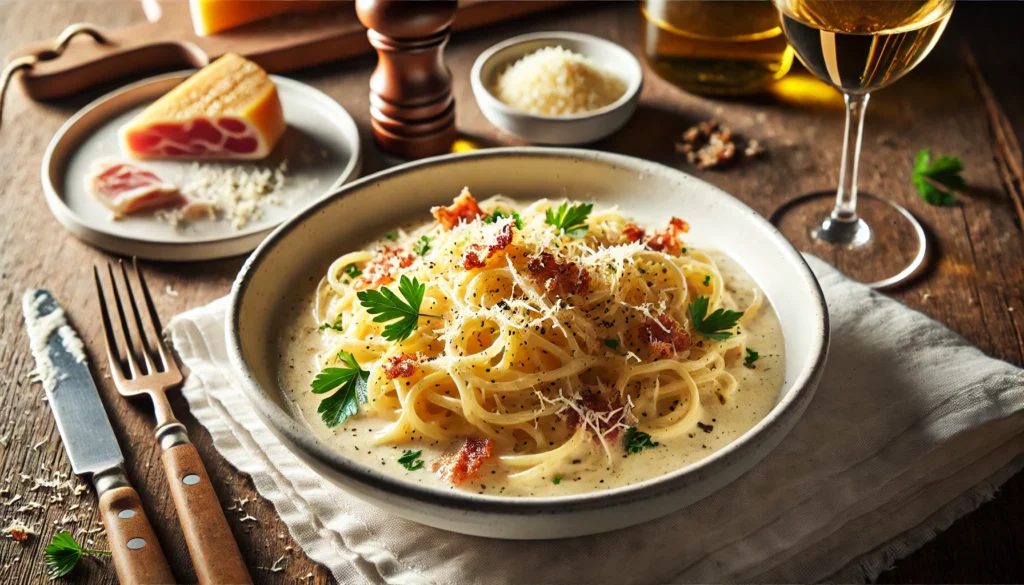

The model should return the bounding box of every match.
[832,92,870,223]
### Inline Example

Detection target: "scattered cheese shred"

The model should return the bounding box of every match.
[492,46,626,116]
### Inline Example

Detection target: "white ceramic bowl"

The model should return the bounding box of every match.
[470,32,643,145]
[227,148,829,539]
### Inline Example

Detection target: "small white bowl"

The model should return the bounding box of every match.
[470,31,643,145]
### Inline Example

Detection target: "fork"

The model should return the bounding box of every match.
[95,258,252,585]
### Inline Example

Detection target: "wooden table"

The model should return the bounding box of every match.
[1,2,1022,583]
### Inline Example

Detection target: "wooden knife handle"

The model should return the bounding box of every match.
[162,442,252,585]
[99,486,177,585]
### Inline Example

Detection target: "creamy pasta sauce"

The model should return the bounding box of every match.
[277,251,785,497]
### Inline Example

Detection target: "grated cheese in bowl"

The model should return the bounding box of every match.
[491,46,626,116]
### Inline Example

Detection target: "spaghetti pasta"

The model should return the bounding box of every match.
[300,190,769,489]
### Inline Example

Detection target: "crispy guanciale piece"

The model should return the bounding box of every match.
[622,222,646,243]
[384,353,418,380]
[646,217,690,256]
[353,247,415,291]
[431,188,484,230]
[87,161,184,217]
[463,221,515,269]
[526,252,591,297]
[433,437,494,486]
[566,391,625,440]
[120,53,286,160]
[640,315,692,358]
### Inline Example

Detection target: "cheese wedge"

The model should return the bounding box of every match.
[189,0,337,36]
[120,53,286,160]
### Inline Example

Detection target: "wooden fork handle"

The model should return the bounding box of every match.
[162,442,252,585]
[99,486,177,585]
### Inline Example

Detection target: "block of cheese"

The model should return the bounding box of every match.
[189,0,338,36]
[120,53,286,160]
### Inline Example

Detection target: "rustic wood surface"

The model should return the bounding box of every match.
[1,2,1022,583]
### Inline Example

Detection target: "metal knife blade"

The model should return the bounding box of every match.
[22,289,124,478]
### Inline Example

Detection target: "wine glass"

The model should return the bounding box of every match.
[768,0,955,288]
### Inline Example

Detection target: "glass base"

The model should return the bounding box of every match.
[770,191,928,289]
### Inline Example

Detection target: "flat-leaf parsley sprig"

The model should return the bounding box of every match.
[398,450,425,471]
[356,275,442,342]
[912,149,965,206]
[689,296,744,341]
[545,202,593,237]
[625,427,659,454]
[311,351,369,427]
[45,531,110,578]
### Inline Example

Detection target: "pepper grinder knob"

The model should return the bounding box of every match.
[355,0,458,159]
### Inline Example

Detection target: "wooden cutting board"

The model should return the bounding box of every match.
[5,0,566,100]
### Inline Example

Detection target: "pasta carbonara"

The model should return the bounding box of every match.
[289,189,777,491]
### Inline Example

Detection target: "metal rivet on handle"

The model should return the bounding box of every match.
[118,509,136,519]
[182,474,200,486]
[126,538,146,550]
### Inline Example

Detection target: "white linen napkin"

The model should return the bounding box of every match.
[167,256,1024,585]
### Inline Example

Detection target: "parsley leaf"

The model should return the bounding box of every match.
[356,275,441,342]
[625,427,659,454]
[689,296,744,341]
[344,264,362,278]
[383,232,398,241]
[398,450,425,471]
[311,351,369,427]
[702,274,711,287]
[318,314,343,332]
[603,338,619,349]
[45,532,109,578]
[912,149,964,206]
[413,235,432,256]
[545,202,593,237]
[744,347,759,368]
[552,475,562,485]
[484,209,524,230]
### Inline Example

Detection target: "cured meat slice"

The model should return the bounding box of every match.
[87,161,184,217]
[120,53,286,161]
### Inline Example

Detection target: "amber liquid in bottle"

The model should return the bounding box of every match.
[642,0,795,95]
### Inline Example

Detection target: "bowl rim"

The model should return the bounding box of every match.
[470,31,644,122]
[227,147,830,514]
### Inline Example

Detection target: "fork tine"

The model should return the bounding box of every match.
[119,259,158,375]
[106,262,142,379]
[133,257,177,374]
[93,266,127,385]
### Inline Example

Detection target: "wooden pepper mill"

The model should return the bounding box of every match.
[355,0,458,159]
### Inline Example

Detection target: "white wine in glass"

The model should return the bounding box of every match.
[769,0,954,288]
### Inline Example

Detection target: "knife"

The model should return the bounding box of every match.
[23,289,176,585]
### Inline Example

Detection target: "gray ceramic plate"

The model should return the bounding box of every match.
[41,71,361,261]
[227,148,829,539]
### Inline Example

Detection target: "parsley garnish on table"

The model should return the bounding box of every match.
[545,202,593,237]
[484,209,524,230]
[625,427,659,454]
[689,296,743,341]
[398,450,425,471]
[356,275,441,342]
[912,149,965,206]
[45,532,110,578]
[311,351,369,427]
